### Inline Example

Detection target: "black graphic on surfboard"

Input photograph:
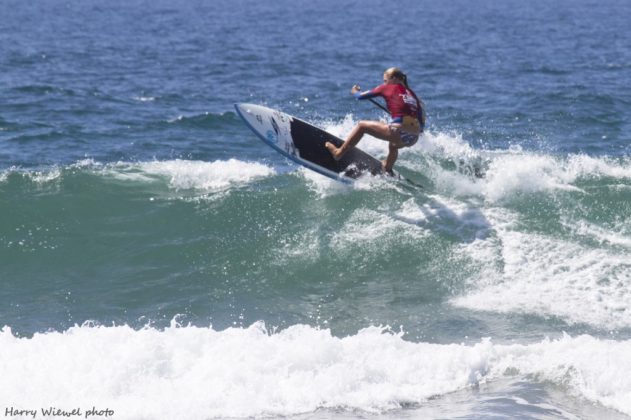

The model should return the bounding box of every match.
[235,103,383,182]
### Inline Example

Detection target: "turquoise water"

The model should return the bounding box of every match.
[1,0,631,418]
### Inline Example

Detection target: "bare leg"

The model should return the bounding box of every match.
[325,120,394,160]
[382,142,399,173]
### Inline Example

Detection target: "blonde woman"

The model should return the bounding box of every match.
[325,67,425,172]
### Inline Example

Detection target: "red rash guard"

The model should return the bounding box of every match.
[356,83,423,124]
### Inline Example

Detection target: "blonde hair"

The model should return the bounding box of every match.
[384,67,409,89]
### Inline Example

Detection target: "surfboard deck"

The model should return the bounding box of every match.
[235,103,385,183]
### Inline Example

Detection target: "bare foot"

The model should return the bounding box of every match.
[325,142,343,161]
[381,160,394,175]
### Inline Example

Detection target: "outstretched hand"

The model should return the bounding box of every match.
[350,85,361,95]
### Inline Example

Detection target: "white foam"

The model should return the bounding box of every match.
[565,154,631,180]
[0,166,62,185]
[0,168,11,183]
[477,152,631,202]
[273,226,322,266]
[453,207,631,329]
[490,333,631,416]
[404,143,588,202]
[379,127,630,203]
[298,167,353,197]
[103,159,275,192]
[482,153,586,201]
[417,130,481,164]
[330,207,428,253]
[564,219,631,249]
[393,196,491,242]
[298,165,405,198]
[70,158,101,169]
[1,323,630,419]
[30,168,62,184]
[3,159,276,192]
[133,96,155,102]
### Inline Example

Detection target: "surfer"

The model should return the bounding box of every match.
[325,67,425,173]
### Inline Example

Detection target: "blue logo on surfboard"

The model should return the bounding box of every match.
[265,129,277,144]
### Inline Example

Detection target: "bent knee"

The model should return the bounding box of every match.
[357,120,372,130]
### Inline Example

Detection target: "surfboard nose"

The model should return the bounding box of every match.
[235,103,266,131]
[234,103,248,117]
[235,103,261,116]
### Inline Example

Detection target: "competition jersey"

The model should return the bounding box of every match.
[356,83,423,124]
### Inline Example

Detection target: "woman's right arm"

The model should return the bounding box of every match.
[352,84,382,100]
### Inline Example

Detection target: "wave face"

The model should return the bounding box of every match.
[2,0,631,418]
[2,133,629,332]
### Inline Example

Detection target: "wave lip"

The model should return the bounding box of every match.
[1,323,630,419]
[480,153,631,201]
[132,158,275,191]
[0,159,276,193]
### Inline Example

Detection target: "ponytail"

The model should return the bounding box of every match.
[402,74,410,89]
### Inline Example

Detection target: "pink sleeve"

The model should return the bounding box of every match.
[356,84,385,100]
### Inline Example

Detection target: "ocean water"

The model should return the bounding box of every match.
[1,0,631,419]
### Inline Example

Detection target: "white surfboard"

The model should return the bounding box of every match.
[235,103,385,183]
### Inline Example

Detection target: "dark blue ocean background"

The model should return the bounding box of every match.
[1,0,631,419]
